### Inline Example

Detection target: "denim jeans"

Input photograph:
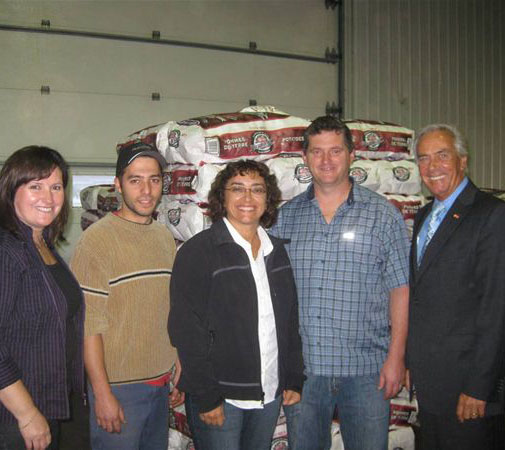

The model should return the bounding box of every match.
[185,394,282,450]
[88,382,169,450]
[285,373,390,450]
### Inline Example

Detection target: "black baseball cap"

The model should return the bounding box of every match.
[116,142,167,177]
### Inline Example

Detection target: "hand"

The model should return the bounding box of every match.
[94,390,126,433]
[173,358,182,387]
[170,358,185,408]
[378,355,405,399]
[456,393,486,423]
[170,387,185,408]
[283,389,301,406]
[18,408,51,450]
[199,404,225,427]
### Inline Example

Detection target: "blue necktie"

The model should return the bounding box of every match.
[419,203,445,264]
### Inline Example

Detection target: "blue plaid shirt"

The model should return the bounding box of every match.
[270,181,409,377]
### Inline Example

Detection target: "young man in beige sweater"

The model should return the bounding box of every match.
[71,143,182,449]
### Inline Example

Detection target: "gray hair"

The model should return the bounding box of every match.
[413,124,468,158]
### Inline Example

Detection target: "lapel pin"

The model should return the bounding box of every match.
[453,213,460,219]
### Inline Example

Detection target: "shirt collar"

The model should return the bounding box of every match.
[223,218,273,256]
[435,176,469,211]
[306,177,356,206]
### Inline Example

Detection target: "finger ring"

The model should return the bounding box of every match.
[471,413,478,418]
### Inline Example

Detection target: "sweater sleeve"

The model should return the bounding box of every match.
[0,249,22,389]
[70,232,110,337]
[168,238,222,413]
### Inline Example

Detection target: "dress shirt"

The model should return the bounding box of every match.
[271,181,409,377]
[416,177,469,261]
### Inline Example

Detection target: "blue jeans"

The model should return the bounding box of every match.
[88,382,169,450]
[285,374,390,450]
[185,394,282,450]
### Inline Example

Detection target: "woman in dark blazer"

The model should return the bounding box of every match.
[169,160,304,450]
[0,146,84,450]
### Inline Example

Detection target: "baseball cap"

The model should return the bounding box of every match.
[116,142,167,177]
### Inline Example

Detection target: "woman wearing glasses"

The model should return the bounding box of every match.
[169,160,304,450]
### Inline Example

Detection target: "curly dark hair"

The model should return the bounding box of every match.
[303,115,354,154]
[207,160,281,228]
[0,146,70,245]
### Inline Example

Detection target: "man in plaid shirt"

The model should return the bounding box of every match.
[270,116,409,450]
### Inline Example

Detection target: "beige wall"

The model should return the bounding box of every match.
[3,0,504,258]
[0,0,339,260]
[0,0,339,164]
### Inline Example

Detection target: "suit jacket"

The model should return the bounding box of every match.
[407,180,505,415]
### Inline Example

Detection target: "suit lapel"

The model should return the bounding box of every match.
[416,182,478,281]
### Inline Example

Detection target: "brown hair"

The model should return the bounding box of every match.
[0,146,70,244]
[207,160,281,228]
[303,115,354,154]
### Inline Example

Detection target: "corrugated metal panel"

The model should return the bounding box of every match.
[344,0,505,189]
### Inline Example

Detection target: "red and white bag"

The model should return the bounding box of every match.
[349,159,381,192]
[376,160,421,195]
[157,106,310,165]
[80,209,105,231]
[191,163,226,203]
[80,184,122,212]
[265,156,312,201]
[383,194,426,238]
[345,119,414,160]
[157,198,211,242]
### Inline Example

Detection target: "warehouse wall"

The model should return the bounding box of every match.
[344,0,505,189]
[0,0,339,164]
[2,0,505,259]
[0,0,340,259]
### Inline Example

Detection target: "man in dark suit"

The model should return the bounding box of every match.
[407,124,505,450]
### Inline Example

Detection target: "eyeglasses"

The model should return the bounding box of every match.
[224,186,267,196]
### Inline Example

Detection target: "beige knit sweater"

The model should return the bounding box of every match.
[71,213,177,384]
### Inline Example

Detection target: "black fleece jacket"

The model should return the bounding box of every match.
[168,219,304,413]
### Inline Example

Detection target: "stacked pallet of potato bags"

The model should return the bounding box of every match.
[159,119,420,450]
[90,114,420,450]
[346,119,426,238]
[116,106,312,243]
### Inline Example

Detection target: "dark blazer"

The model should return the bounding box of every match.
[407,180,505,415]
[0,223,85,424]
